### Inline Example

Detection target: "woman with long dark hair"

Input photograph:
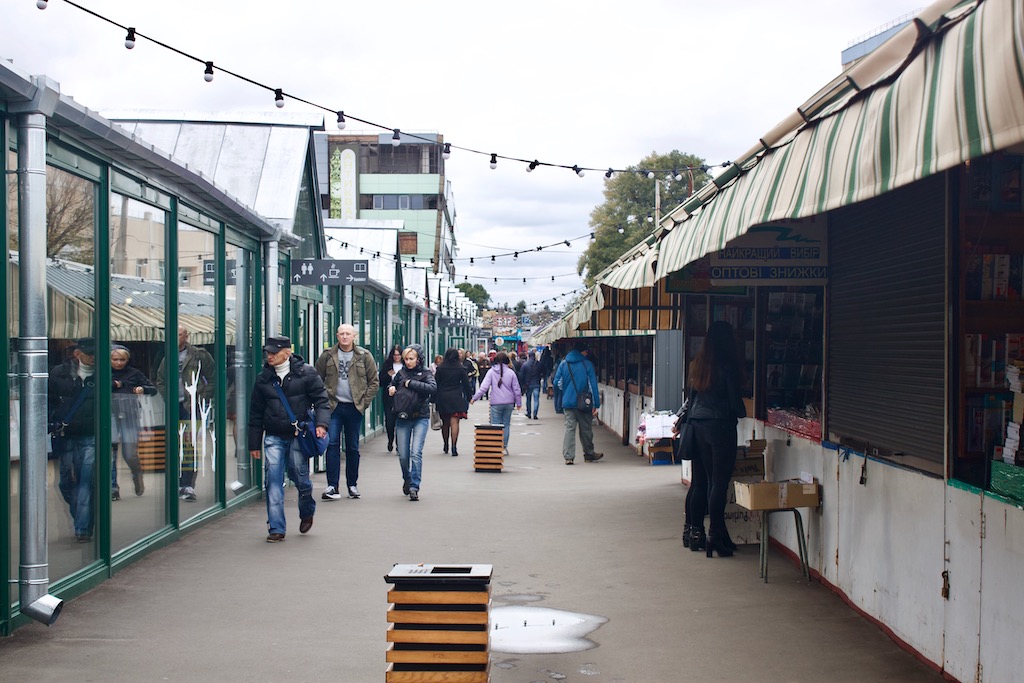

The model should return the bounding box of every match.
[685,320,746,558]
[379,345,404,452]
[433,348,472,456]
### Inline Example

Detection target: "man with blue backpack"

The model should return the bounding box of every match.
[553,340,604,465]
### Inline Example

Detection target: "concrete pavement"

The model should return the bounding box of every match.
[0,401,945,682]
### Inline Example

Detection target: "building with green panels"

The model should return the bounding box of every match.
[1,63,326,634]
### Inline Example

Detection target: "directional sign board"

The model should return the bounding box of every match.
[290,259,369,286]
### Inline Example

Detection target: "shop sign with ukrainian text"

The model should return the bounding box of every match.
[709,217,827,286]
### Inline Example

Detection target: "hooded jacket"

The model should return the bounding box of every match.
[472,362,522,407]
[389,344,437,420]
[553,349,601,410]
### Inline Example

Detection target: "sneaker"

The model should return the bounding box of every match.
[181,486,197,501]
[111,488,121,502]
[266,533,285,543]
[299,517,313,534]
[347,485,360,499]
[75,533,92,543]
[409,488,419,501]
[565,459,575,465]
[322,486,341,501]
[584,452,605,462]
[402,480,411,495]
[133,474,145,496]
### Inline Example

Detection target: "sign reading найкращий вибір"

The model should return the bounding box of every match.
[708,217,827,286]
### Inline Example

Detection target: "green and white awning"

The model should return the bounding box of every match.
[656,0,1024,279]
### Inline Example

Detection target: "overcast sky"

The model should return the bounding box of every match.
[4,0,923,309]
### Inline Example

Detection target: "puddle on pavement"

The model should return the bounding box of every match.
[490,605,608,654]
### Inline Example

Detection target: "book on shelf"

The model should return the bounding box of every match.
[994,254,1010,300]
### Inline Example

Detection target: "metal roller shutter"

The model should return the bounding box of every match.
[827,173,946,463]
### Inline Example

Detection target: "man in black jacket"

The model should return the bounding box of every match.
[49,338,98,543]
[248,336,330,542]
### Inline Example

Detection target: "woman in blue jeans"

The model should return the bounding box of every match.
[388,344,436,501]
[471,351,522,454]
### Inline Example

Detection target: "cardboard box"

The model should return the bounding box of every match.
[734,480,821,510]
[732,456,766,479]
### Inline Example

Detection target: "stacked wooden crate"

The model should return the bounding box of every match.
[473,424,504,472]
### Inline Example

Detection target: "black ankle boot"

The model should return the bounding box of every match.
[682,523,692,548]
[689,528,706,552]
[706,535,734,558]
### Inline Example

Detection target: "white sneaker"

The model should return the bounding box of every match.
[181,486,197,501]
[347,485,361,499]
[321,486,341,501]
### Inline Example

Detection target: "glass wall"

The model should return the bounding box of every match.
[226,244,255,500]
[162,223,218,521]
[42,164,99,578]
[109,194,169,551]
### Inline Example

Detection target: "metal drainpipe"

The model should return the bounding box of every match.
[265,239,279,336]
[16,110,63,625]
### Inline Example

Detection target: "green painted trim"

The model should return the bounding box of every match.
[1,116,11,633]
[215,223,227,506]
[947,477,983,495]
[166,198,181,527]
[96,168,113,570]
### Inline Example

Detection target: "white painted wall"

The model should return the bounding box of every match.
[592,398,1024,679]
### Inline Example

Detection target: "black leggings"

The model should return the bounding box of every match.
[687,419,738,537]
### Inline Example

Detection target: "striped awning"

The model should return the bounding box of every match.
[598,241,659,291]
[656,0,1024,279]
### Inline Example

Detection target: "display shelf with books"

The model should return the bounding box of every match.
[761,287,824,437]
[957,153,1024,490]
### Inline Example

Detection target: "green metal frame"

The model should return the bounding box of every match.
[1,116,11,635]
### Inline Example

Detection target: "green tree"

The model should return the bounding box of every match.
[456,282,491,310]
[514,300,527,316]
[578,150,709,285]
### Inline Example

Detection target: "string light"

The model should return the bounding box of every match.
[336,111,346,129]
[442,143,451,159]
[37,3,729,183]
[527,160,539,172]
[392,129,401,147]
[203,61,214,82]
[617,227,625,234]
[572,165,585,178]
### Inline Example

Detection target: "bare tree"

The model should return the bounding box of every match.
[8,164,95,265]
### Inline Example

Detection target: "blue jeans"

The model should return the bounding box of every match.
[395,417,429,491]
[56,435,95,536]
[525,386,541,418]
[489,403,515,447]
[326,402,363,489]
[263,434,315,535]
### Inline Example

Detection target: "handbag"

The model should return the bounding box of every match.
[429,404,443,430]
[674,396,695,461]
[271,381,328,458]
[567,363,593,412]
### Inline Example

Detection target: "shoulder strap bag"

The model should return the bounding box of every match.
[271,380,328,458]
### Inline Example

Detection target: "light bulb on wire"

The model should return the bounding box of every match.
[203,61,214,82]
[489,153,498,170]
[442,143,451,159]
[124,27,136,49]
[572,165,585,178]
[392,129,401,147]
[36,0,47,8]
[527,160,538,172]
[274,89,284,108]
[336,111,346,129]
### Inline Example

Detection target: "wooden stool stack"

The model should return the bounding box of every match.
[473,424,504,472]
[385,563,493,682]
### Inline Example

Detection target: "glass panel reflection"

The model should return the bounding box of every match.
[39,165,98,576]
[225,245,254,498]
[159,224,217,520]
[109,193,168,551]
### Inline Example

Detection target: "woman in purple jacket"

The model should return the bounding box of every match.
[470,351,521,454]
